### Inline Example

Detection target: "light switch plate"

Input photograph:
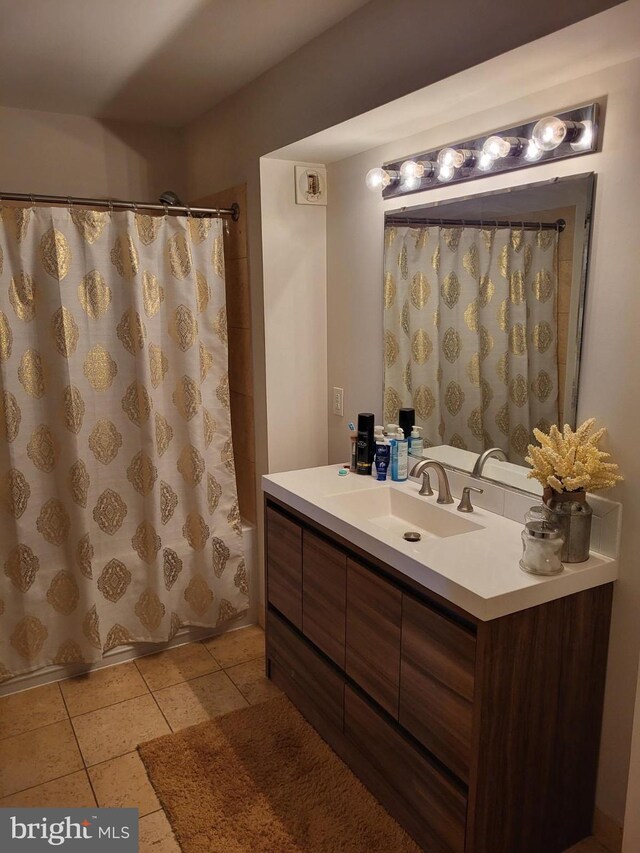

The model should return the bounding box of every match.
[332,387,344,416]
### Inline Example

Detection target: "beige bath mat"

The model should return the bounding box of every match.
[138,694,419,852]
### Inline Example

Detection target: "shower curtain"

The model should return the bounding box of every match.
[383,224,558,463]
[0,206,247,680]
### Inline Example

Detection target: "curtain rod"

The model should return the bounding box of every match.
[385,216,565,232]
[0,191,240,221]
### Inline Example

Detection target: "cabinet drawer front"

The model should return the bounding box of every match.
[266,506,302,629]
[400,595,475,783]
[345,687,466,853]
[346,559,402,717]
[267,610,344,737]
[302,530,347,668]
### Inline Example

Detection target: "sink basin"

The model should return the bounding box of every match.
[323,486,483,540]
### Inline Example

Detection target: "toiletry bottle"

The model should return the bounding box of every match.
[348,422,357,472]
[375,438,390,481]
[390,427,409,482]
[409,426,424,457]
[372,425,385,476]
[356,413,375,475]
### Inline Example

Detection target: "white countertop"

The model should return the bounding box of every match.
[263,465,618,622]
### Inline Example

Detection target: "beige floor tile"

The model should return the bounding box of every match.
[89,751,160,816]
[136,642,220,691]
[0,770,96,808]
[226,657,281,705]
[153,669,248,731]
[203,624,265,668]
[0,682,68,740]
[0,720,84,798]
[139,810,181,853]
[60,660,149,717]
[72,694,170,766]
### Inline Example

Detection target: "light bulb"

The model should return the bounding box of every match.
[482,135,524,159]
[477,152,495,172]
[400,160,421,181]
[531,116,584,152]
[524,139,544,162]
[399,159,436,182]
[570,119,593,151]
[365,167,397,191]
[437,147,465,169]
[437,163,455,182]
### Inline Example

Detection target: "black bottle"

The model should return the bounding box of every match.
[356,413,375,475]
[398,408,415,441]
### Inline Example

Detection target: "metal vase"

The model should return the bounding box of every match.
[543,488,592,563]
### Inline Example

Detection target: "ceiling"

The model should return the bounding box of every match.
[0,0,370,127]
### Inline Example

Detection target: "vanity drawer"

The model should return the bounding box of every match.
[400,594,476,783]
[346,558,402,717]
[266,506,302,629]
[302,529,346,668]
[345,686,466,853]
[267,609,344,739]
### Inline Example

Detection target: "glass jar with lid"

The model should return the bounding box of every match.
[520,520,564,575]
[524,504,551,525]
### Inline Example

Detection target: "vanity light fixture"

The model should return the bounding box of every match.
[366,103,598,198]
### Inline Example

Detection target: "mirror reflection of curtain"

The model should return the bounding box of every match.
[383,224,558,463]
[0,206,248,681]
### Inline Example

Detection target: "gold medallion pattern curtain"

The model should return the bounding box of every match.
[0,206,247,680]
[383,225,558,462]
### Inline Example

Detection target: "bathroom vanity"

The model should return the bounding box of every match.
[262,466,618,853]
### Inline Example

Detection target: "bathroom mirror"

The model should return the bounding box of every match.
[382,173,594,493]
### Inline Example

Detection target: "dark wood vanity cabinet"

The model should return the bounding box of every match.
[265,498,613,853]
[346,558,402,716]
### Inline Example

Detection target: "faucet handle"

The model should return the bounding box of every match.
[418,472,433,496]
[457,486,483,513]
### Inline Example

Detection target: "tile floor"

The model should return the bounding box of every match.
[0,624,615,853]
[0,625,276,853]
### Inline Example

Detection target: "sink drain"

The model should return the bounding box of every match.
[403,531,421,542]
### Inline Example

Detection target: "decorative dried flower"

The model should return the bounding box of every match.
[526,418,623,493]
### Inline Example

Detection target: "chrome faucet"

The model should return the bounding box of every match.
[409,459,454,504]
[471,447,508,478]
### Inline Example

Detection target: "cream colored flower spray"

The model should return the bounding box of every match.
[526,418,623,493]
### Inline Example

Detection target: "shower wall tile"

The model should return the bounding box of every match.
[235,455,256,523]
[228,327,253,398]
[226,257,251,329]
[230,391,255,462]
[193,182,255,523]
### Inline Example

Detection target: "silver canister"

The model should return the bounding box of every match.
[544,490,592,563]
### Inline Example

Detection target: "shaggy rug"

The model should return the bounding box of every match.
[138,694,420,852]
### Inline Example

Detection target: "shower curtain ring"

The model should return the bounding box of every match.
[108,199,114,215]
[163,203,169,220]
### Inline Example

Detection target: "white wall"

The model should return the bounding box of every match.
[0,104,185,199]
[325,56,640,825]
[260,159,328,472]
